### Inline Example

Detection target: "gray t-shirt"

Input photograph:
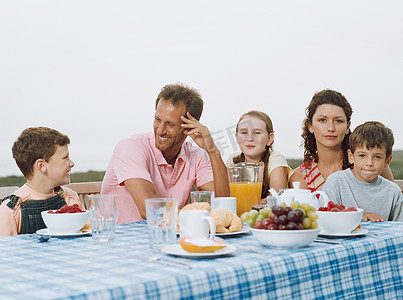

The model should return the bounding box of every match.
[321,169,403,221]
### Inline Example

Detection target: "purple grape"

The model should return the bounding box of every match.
[253,220,264,229]
[286,222,297,230]
[279,215,288,225]
[284,206,292,215]
[293,208,305,222]
[279,224,287,230]
[272,205,285,216]
[287,211,299,223]
[267,224,278,230]
[271,214,279,224]
[262,218,272,229]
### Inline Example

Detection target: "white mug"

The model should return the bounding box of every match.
[179,210,216,239]
[213,197,237,214]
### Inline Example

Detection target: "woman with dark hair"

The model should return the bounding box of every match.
[226,111,292,199]
[290,89,394,191]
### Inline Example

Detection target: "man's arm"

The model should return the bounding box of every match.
[124,178,156,220]
[181,113,230,197]
[198,149,230,196]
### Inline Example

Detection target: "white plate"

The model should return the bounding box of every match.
[36,228,91,238]
[216,226,251,237]
[319,228,369,238]
[161,244,236,258]
[177,226,251,238]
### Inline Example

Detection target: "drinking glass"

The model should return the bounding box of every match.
[190,191,215,207]
[87,194,117,242]
[145,198,178,250]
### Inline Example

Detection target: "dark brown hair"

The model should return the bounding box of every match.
[350,121,394,158]
[12,127,70,179]
[302,89,353,169]
[233,111,274,198]
[155,83,203,120]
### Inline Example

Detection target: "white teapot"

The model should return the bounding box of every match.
[269,182,330,209]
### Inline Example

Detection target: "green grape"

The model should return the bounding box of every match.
[290,201,300,210]
[256,214,265,222]
[310,221,318,229]
[302,217,311,229]
[300,203,311,214]
[249,210,259,218]
[240,212,250,222]
[259,207,271,219]
[309,205,317,212]
[246,218,256,227]
[307,210,318,221]
[280,202,287,207]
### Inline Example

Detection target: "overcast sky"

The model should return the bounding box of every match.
[1,1,402,177]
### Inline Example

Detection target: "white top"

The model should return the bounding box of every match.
[226,148,293,180]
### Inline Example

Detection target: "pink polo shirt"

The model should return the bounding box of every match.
[101,132,213,224]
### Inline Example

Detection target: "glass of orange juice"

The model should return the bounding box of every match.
[228,162,264,216]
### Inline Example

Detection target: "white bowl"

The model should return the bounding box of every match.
[250,228,320,248]
[316,209,363,234]
[41,210,89,233]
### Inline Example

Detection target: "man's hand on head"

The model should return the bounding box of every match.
[181,112,218,154]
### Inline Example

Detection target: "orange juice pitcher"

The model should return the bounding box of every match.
[228,162,264,216]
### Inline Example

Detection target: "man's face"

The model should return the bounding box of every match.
[348,144,392,183]
[153,99,187,159]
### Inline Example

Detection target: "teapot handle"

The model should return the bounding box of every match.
[311,191,330,208]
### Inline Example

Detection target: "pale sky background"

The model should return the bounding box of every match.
[1,1,402,177]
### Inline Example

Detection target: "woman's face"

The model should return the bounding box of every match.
[236,116,273,163]
[308,104,350,150]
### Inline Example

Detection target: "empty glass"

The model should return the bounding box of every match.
[145,198,178,250]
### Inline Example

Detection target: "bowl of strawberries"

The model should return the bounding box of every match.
[316,201,363,234]
[41,204,89,234]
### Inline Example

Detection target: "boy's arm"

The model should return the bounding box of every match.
[362,212,384,222]
[390,192,403,222]
[0,202,19,236]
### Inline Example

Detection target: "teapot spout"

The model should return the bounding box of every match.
[311,190,330,208]
[269,188,279,197]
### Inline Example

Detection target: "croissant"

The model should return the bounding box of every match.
[181,202,211,212]
[210,208,242,233]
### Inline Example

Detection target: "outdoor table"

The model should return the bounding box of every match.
[0,221,402,299]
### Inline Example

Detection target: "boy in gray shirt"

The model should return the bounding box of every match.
[321,121,403,222]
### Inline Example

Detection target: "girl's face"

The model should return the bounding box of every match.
[308,104,350,150]
[236,116,273,163]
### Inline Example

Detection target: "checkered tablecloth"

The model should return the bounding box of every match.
[0,221,402,300]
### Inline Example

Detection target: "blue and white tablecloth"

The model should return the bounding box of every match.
[0,221,402,300]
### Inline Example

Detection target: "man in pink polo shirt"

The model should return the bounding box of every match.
[102,83,230,224]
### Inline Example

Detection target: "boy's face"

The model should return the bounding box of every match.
[348,144,392,183]
[44,145,75,186]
